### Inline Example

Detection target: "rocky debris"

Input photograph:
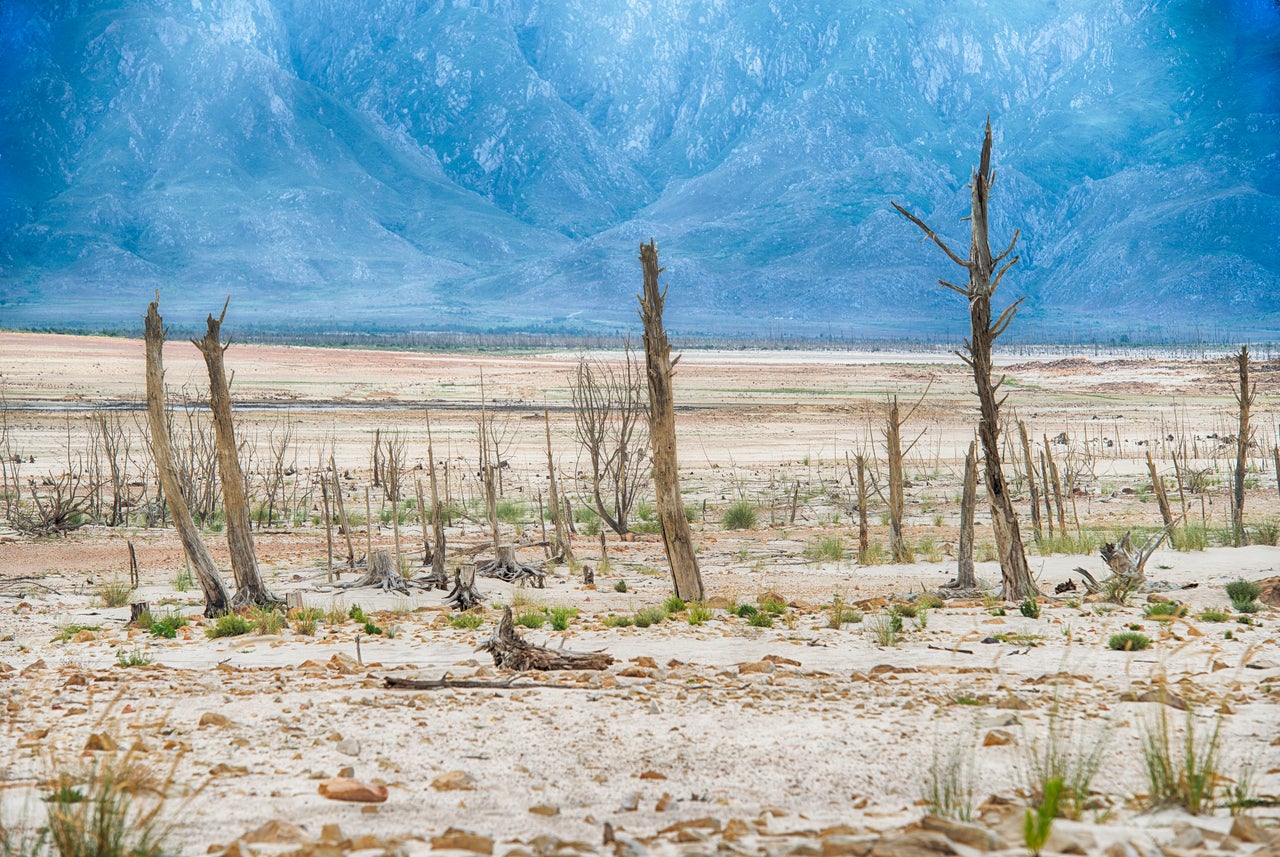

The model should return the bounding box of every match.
[920,815,1002,851]
[430,828,494,854]
[431,770,476,791]
[317,777,387,803]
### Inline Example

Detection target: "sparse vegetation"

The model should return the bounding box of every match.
[1197,607,1230,623]
[450,612,484,630]
[1019,598,1041,619]
[515,610,547,629]
[248,605,285,635]
[1226,579,1262,613]
[922,737,974,821]
[207,614,252,638]
[95,579,133,609]
[746,611,773,628]
[1141,703,1222,814]
[115,648,153,667]
[548,605,578,631]
[291,607,323,635]
[686,603,713,625]
[1144,600,1188,620]
[613,580,628,593]
[633,606,668,628]
[722,500,757,530]
[805,536,845,564]
[1107,631,1151,651]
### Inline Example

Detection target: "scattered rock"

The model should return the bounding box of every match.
[763,654,802,667]
[631,656,658,669]
[868,831,957,857]
[336,739,361,757]
[71,630,97,643]
[317,777,387,803]
[84,732,118,752]
[528,804,559,817]
[639,770,667,780]
[1046,823,1097,855]
[241,820,307,844]
[430,828,494,854]
[327,653,361,675]
[1230,815,1275,844]
[1171,824,1205,850]
[982,729,1015,747]
[658,817,720,836]
[431,770,476,791]
[995,694,1031,710]
[823,835,878,857]
[739,660,776,675]
[1119,689,1187,709]
[921,815,1002,850]
[198,712,230,728]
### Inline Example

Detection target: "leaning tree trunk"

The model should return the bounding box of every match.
[954,440,978,590]
[1233,345,1255,547]
[893,120,1036,600]
[1018,421,1042,542]
[143,298,231,617]
[885,398,910,563]
[426,414,447,582]
[544,410,573,563]
[637,240,704,602]
[193,301,280,607]
[1146,449,1174,527]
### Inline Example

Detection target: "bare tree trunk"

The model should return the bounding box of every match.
[885,398,910,563]
[893,120,1035,600]
[954,440,978,590]
[143,297,231,617]
[193,300,279,608]
[1043,436,1066,534]
[320,479,334,583]
[1018,421,1042,542]
[1146,449,1174,527]
[329,455,355,571]
[545,410,573,562]
[1039,451,1054,540]
[1234,346,1255,547]
[426,414,447,580]
[855,454,869,563]
[637,240,704,602]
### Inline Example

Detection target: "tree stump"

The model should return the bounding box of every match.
[476,546,545,588]
[129,601,150,625]
[445,563,486,611]
[344,549,410,594]
[478,607,614,671]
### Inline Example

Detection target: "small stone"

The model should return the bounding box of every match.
[199,712,230,728]
[619,792,640,811]
[723,818,753,840]
[241,820,307,844]
[995,694,1030,710]
[921,815,1001,851]
[431,770,476,791]
[337,765,355,778]
[1103,843,1140,857]
[71,630,97,643]
[868,831,957,857]
[1046,823,1097,855]
[739,660,775,675]
[319,824,346,844]
[639,770,667,780]
[327,653,361,674]
[336,739,361,757]
[655,792,672,812]
[982,729,1014,747]
[657,818,721,836]
[84,732,118,752]
[822,835,878,857]
[317,777,387,803]
[430,828,493,854]
[1171,824,1204,850]
[528,804,559,817]
[1230,815,1275,844]
[631,656,658,669]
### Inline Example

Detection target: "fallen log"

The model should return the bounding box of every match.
[478,606,613,671]
[383,675,593,690]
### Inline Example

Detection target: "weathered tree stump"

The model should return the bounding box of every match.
[341,549,410,594]
[1075,524,1176,594]
[129,601,150,625]
[582,565,594,586]
[476,546,545,588]
[478,607,614,671]
[445,562,486,611]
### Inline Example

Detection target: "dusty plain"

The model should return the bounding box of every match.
[2,331,1280,857]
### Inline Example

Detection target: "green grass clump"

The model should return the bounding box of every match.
[515,610,547,629]
[633,606,668,628]
[1024,778,1062,856]
[1102,574,1141,606]
[206,614,252,638]
[1144,601,1188,620]
[828,596,863,628]
[805,536,845,564]
[1226,579,1262,612]
[721,500,757,530]
[44,753,172,857]
[115,648,153,668]
[601,614,634,628]
[348,604,367,623]
[248,605,285,635]
[450,612,484,630]
[362,620,383,635]
[922,739,974,821]
[890,602,917,619]
[868,612,899,647]
[613,580,628,593]
[291,607,324,635]
[1197,607,1230,623]
[495,500,526,524]
[95,579,134,609]
[1141,704,1222,814]
[146,612,189,639]
[686,603,713,625]
[746,611,774,628]
[662,596,686,615]
[171,568,194,592]
[917,593,945,610]
[1107,631,1151,651]
[759,595,788,615]
[1020,598,1041,619]
[1252,520,1280,546]
[548,606,578,631]
[732,603,758,618]
[1021,700,1109,820]
[1172,525,1208,552]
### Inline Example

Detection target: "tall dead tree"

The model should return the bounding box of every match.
[1233,345,1256,546]
[426,414,447,581]
[1145,448,1174,527]
[637,240,704,602]
[143,297,231,616]
[1018,421,1042,542]
[544,410,573,562]
[954,440,978,590]
[893,120,1036,600]
[193,300,280,607]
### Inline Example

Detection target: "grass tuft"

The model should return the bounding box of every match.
[686,603,713,625]
[1141,700,1222,814]
[95,579,133,609]
[1107,631,1151,651]
[206,614,251,639]
[721,500,758,530]
[922,738,974,821]
[450,612,484,630]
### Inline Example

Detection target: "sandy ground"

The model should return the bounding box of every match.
[2,333,1280,856]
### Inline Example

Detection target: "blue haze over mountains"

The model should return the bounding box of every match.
[1,0,1277,340]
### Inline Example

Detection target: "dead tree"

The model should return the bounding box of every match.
[949,440,979,591]
[846,452,870,562]
[339,548,409,594]
[143,297,231,616]
[1043,436,1066,534]
[1146,449,1174,527]
[1018,421,1042,542]
[425,414,448,584]
[444,562,485,611]
[479,607,614,671]
[544,410,574,563]
[1233,346,1255,546]
[637,240,704,602]
[329,455,355,571]
[893,120,1036,600]
[1076,523,1176,593]
[569,341,649,536]
[193,300,280,608]
[476,545,545,587]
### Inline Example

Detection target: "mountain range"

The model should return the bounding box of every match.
[1,0,1278,341]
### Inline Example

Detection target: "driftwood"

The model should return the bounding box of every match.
[478,607,614,671]
[445,563,486,611]
[383,674,595,691]
[1075,522,1177,593]
[476,546,545,587]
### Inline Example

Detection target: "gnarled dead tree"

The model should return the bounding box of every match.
[479,606,614,671]
[445,563,486,611]
[1233,345,1255,546]
[476,545,545,587]
[144,297,231,616]
[193,299,280,608]
[893,120,1036,601]
[638,240,704,602]
[948,440,979,592]
[1076,523,1176,594]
